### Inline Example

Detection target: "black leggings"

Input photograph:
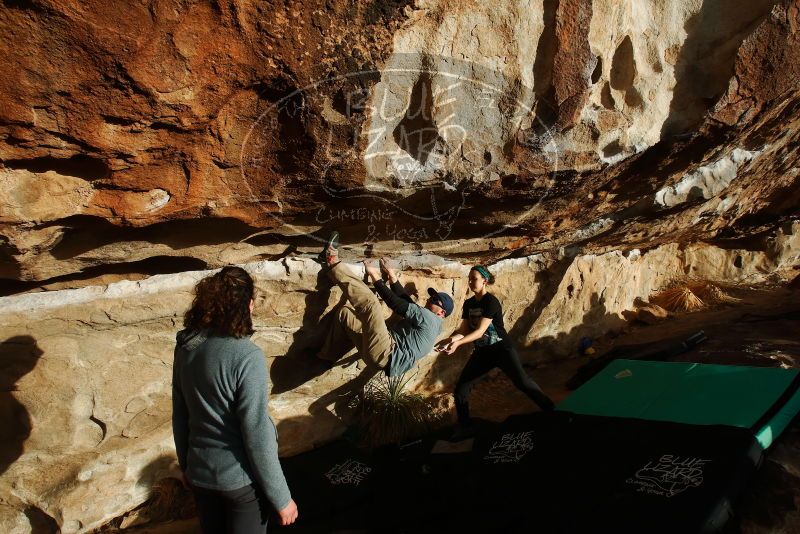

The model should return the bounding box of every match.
[193,484,269,534]
[454,343,554,424]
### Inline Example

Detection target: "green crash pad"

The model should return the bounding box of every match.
[557,359,800,449]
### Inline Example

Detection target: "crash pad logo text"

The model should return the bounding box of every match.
[484,431,535,463]
[626,454,709,498]
[325,459,372,486]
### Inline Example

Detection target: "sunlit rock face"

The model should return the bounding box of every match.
[562,0,778,165]
[1,0,799,532]
[1,0,797,285]
[362,0,544,189]
[363,0,779,178]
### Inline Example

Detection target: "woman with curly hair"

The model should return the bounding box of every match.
[436,265,554,438]
[172,266,297,533]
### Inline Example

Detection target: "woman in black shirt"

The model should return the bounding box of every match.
[436,265,554,430]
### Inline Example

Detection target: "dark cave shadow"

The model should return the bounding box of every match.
[0,335,44,476]
[274,362,380,458]
[307,364,381,431]
[270,268,347,395]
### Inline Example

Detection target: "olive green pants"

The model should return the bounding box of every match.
[319,262,393,368]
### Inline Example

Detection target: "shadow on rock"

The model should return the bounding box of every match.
[98,455,195,531]
[0,335,44,475]
[270,268,346,394]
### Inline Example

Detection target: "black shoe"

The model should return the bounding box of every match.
[317,231,339,265]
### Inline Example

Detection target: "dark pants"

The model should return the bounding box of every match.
[193,484,269,534]
[454,343,555,424]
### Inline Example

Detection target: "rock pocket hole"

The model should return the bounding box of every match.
[600,82,616,110]
[254,79,316,174]
[393,71,443,166]
[591,56,603,84]
[610,36,636,92]
[625,87,644,109]
[602,140,623,159]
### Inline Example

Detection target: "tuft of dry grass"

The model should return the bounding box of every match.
[145,478,189,523]
[651,279,740,313]
[687,281,740,304]
[651,286,705,312]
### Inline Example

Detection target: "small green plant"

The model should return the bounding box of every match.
[351,372,438,447]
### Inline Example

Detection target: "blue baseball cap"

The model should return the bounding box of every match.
[427,288,454,317]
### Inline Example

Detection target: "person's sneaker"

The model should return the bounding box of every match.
[317,231,339,265]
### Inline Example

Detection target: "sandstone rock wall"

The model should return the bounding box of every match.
[2,1,797,285]
[1,231,797,532]
[366,0,778,178]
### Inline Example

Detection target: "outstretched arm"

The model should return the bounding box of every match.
[236,350,293,514]
[390,281,414,303]
[380,258,414,303]
[171,356,190,474]
[374,280,411,315]
[366,260,412,316]
[442,317,493,354]
[435,319,470,351]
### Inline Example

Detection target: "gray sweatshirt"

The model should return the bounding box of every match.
[388,305,443,377]
[172,329,291,510]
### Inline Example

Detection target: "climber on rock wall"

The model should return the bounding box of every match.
[316,232,454,376]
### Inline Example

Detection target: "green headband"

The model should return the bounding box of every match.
[472,265,491,281]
